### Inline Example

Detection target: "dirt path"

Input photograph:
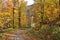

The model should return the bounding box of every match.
[2,30,34,40]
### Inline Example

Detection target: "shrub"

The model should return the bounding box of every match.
[30,26,60,40]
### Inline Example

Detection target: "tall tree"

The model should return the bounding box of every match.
[34,0,45,27]
[17,0,27,28]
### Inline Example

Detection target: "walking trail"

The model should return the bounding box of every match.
[2,30,36,40]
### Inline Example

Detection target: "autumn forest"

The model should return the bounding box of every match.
[0,0,60,40]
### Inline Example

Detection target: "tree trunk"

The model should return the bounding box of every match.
[12,7,15,28]
[40,0,45,27]
[18,8,21,28]
[18,0,21,28]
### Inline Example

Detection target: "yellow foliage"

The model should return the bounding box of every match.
[21,12,28,26]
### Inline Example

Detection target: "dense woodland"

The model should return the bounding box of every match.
[0,0,60,40]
